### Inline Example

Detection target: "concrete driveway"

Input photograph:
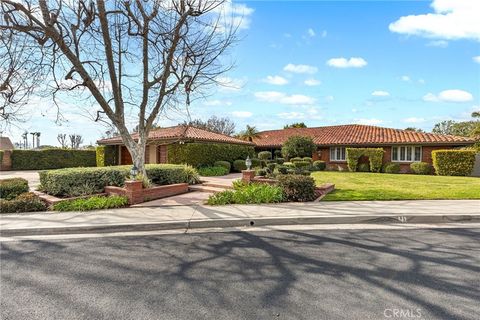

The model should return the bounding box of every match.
[0,170,41,190]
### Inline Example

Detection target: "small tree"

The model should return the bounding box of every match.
[183,116,236,136]
[284,122,307,129]
[405,127,424,133]
[57,134,67,148]
[281,136,316,159]
[237,125,259,142]
[69,134,83,149]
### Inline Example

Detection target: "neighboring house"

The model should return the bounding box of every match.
[252,124,475,173]
[97,125,253,165]
[0,137,14,171]
[0,137,14,151]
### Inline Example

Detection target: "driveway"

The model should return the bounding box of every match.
[0,170,41,190]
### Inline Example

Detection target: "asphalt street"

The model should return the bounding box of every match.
[1,227,479,320]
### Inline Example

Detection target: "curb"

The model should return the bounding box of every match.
[1,213,479,237]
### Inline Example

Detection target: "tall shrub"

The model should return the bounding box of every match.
[167,143,254,167]
[346,148,384,172]
[96,145,118,167]
[281,136,316,159]
[11,149,96,170]
[432,150,476,176]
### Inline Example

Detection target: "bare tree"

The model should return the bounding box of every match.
[182,115,235,135]
[57,133,67,148]
[69,134,83,149]
[0,0,239,175]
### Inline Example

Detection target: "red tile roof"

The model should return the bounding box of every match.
[253,124,475,147]
[97,125,253,145]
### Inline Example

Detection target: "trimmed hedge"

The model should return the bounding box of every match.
[383,162,400,174]
[432,150,476,176]
[53,195,128,212]
[312,160,326,171]
[410,162,432,175]
[39,164,200,197]
[198,166,229,176]
[357,163,370,172]
[11,149,96,170]
[277,174,316,202]
[257,151,272,160]
[346,148,384,173]
[214,161,231,172]
[96,145,118,167]
[167,143,254,167]
[0,178,29,200]
[0,192,47,213]
[233,159,247,172]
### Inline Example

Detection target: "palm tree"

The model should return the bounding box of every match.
[36,132,41,148]
[237,125,260,142]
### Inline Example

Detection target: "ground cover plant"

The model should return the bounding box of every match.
[53,195,128,212]
[206,183,283,205]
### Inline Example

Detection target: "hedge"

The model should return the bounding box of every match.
[410,162,432,175]
[0,178,29,200]
[0,150,3,164]
[432,150,476,176]
[277,174,316,202]
[214,161,231,172]
[0,192,47,213]
[312,160,326,171]
[11,149,96,170]
[257,151,272,160]
[346,148,384,173]
[197,166,229,176]
[39,164,200,197]
[383,162,400,174]
[96,145,118,167]
[167,143,254,167]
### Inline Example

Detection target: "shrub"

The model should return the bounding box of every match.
[197,166,229,176]
[256,168,268,176]
[293,161,310,168]
[312,160,326,171]
[290,157,303,163]
[383,162,400,174]
[281,136,316,159]
[11,149,96,170]
[233,159,247,172]
[432,150,476,176]
[357,163,370,172]
[257,151,272,160]
[274,150,283,158]
[346,148,384,173]
[167,143,254,167]
[251,158,262,168]
[302,157,313,163]
[276,165,289,174]
[267,163,277,172]
[283,162,295,168]
[277,174,316,202]
[275,157,285,164]
[53,195,128,212]
[39,164,199,197]
[0,192,47,213]
[96,145,118,167]
[214,161,231,172]
[207,183,283,205]
[0,150,3,164]
[0,178,29,200]
[410,162,432,175]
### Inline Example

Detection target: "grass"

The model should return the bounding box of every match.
[311,171,480,201]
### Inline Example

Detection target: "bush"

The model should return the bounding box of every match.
[281,136,316,159]
[167,143,254,167]
[53,195,128,212]
[256,168,268,176]
[0,192,47,213]
[312,160,326,171]
[39,164,199,197]
[410,162,432,175]
[197,166,229,176]
[267,163,277,172]
[275,157,285,164]
[274,150,283,158]
[290,157,303,163]
[96,145,118,167]
[233,159,247,172]
[207,183,283,205]
[357,163,370,172]
[302,157,313,163]
[0,150,3,164]
[11,149,96,170]
[257,151,272,160]
[214,161,231,172]
[277,165,289,174]
[383,162,400,174]
[0,178,29,200]
[346,148,384,173]
[294,161,310,168]
[283,162,295,168]
[277,174,316,202]
[251,158,262,168]
[432,150,476,176]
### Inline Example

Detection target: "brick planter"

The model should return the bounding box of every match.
[105,181,189,205]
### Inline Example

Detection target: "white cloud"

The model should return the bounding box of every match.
[304,79,321,86]
[389,0,480,42]
[426,40,449,47]
[213,1,254,31]
[283,64,318,74]
[403,117,426,123]
[401,75,411,82]
[204,100,232,106]
[473,56,480,64]
[307,28,316,37]
[231,111,252,118]
[277,112,305,120]
[371,90,390,97]
[355,118,384,125]
[254,91,316,105]
[326,57,367,68]
[216,77,245,91]
[263,75,288,85]
[321,30,328,38]
[423,89,474,103]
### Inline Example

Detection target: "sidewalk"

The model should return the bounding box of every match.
[1,200,479,237]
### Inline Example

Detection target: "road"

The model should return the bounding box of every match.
[1,227,479,320]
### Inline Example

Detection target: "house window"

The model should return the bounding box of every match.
[330,147,346,161]
[391,146,422,162]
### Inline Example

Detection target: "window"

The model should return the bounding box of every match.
[330,147,346,161]
[391,146,422,162]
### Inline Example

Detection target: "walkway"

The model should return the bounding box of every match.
[0,170,40,190]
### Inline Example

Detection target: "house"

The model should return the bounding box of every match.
[97,125,253,165]
[252,124,475,172]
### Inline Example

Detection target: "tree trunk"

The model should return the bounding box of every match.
[123,136,147,180]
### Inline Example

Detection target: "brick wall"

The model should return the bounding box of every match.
[0,150,12,171]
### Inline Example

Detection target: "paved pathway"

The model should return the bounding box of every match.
[0,170,41,190]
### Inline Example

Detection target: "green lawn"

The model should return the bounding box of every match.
[311,171,480,201]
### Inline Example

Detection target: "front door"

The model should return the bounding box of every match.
[120,146,133,165]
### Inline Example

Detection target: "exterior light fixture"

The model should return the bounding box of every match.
[245,156,252,170]
[130,165,138,180]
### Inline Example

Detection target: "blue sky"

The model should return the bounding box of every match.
[5,0,480,146]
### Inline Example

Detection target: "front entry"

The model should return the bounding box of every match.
[120,146,133,165]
